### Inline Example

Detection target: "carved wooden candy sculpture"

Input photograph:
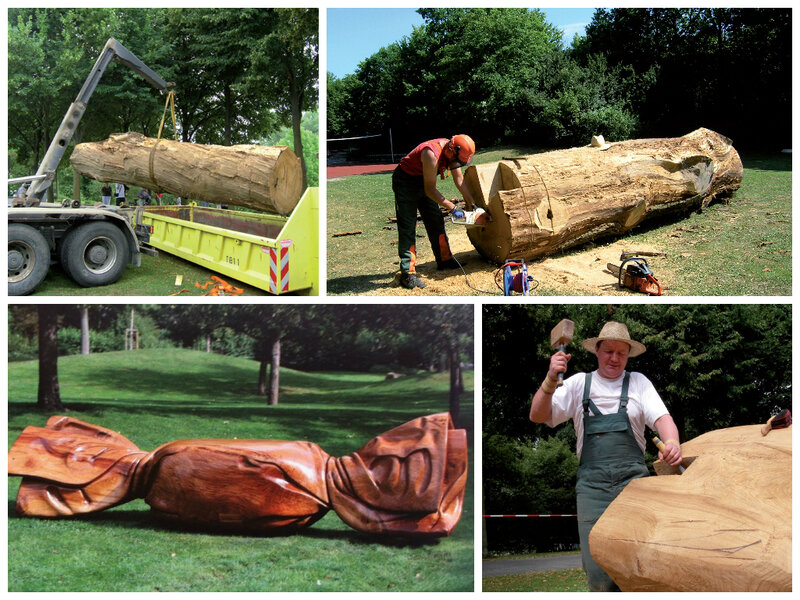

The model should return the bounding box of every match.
[588,424,791,591]
[8,413,467,538]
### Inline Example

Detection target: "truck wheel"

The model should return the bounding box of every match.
[9,224,51,296]
[61,222,130,287]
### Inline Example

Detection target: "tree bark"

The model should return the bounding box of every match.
[589,424,791,591]
[269,337,281,406]
[257,359,268,396]
[448,343,461,426]
[463,128,743,263]
[37,306,64,412]
[70,132,304,215]
[80,307,90,355]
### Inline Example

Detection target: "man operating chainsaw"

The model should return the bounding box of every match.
[392,134,476,289]
[529,321,683,592]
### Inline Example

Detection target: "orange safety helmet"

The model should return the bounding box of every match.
[447,134,475,165]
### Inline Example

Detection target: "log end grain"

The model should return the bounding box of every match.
[465,193,513,264]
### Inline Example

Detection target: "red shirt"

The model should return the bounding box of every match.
[398,138,449,178]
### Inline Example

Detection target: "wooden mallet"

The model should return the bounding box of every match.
[550,319,574,386]
[761,409,791,436]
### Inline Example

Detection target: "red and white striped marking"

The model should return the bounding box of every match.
[269,241,291,294]
[482,514,577,518]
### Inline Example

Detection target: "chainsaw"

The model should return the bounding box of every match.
[607,252,662,296]
[495,259,537,295]
[450,207,490,228]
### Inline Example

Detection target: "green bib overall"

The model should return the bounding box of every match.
[575,372,649,592]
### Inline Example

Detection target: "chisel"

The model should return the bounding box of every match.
[653,436,685,473]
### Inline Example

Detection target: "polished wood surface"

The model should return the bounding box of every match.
[9,413,467,538]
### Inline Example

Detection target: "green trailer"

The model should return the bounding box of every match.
[140,187,318,295]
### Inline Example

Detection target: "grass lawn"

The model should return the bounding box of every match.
[30,251,268,296]
[327,148,790,296]
[483,568,588,592]
[8,349,474,592]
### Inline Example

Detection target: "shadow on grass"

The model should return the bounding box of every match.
[7,500,443,548]
[326,272,396,295]
[739,152,792,172]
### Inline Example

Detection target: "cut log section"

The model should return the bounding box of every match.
[463,128,743,264]
[70,132,303,215]
[589,424,791,592]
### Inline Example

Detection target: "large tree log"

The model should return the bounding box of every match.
[589,424,791,592]
[463,128,743,263]
[70,132,303,215]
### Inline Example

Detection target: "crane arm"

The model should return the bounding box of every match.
[21,38,174,205]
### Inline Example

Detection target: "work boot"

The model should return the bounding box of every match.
[437,258,463,270]
[400,273,426,289]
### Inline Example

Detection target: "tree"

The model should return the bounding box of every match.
[249,8,319,189]
[157,8,282,146]
[575,8,791,149]
[37,306,65,412]
[80,306,90,355]
[8,9,171,195]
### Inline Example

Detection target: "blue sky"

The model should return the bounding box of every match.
[327,8,596,78]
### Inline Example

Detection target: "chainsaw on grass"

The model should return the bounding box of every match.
[607,252,662,296]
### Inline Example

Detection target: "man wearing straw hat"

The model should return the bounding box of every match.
[529,321,683,592]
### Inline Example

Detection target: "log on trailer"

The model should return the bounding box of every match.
[589,424,791,592]
[462,128,743,264]
[70,132,303,215]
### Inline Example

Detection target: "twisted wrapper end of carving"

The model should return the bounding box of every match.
[8,416,148,516]
[326,413,468,537]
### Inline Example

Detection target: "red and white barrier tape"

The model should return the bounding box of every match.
[482,514,577,518]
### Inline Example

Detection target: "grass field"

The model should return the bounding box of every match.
[327,148,791,296]
[8,349,474,592]
[483,568,588,592]
[30,252,269,296]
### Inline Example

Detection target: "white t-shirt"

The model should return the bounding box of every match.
[547,370,669,459]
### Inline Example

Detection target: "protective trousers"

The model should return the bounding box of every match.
[391,167,453,274]
[575,372,649,592]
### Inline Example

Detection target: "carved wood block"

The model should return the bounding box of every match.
[589,425,791,591]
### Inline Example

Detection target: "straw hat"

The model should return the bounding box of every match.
[590,135,612,150]
[581,321,646,357]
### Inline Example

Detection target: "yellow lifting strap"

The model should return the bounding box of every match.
[149,90,178,188]
[157,89,178,141]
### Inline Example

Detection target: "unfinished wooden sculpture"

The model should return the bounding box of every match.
[462,128,743,263]
[70,132,303,215]
[589,424,791,591]
[8,413,467,538]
